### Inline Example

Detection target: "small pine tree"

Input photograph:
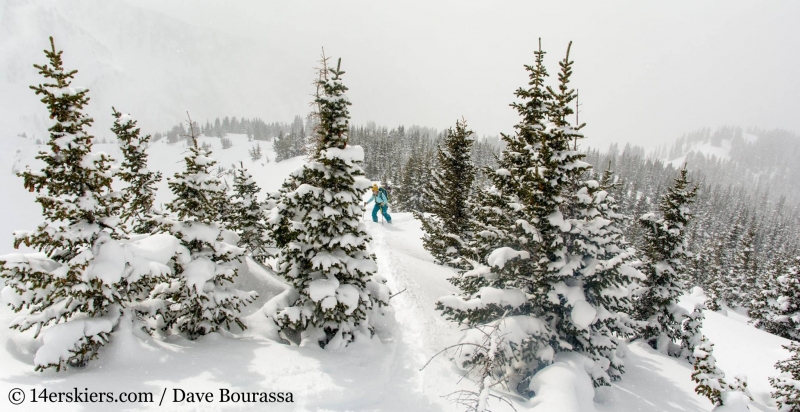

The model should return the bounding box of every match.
[152,118,257,340]
[417,119,476,268]
[0,37,125,371]
[273,131,293,162]
[692,336,727,406]
[634,167,697,353]
[771,342,800,412]
[681,303,705,363]
[229,163,270,262]
[249,143,263,162]
[112,108,162,234]
[268,56,389,349]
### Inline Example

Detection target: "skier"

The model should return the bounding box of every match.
[365,183,392,223]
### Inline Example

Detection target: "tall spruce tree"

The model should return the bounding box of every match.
[152,119,257,340]
[112,108,162,234]
[268,57,389,349]
[633,167,697,353]
[417,119,476,268]
[0,37,126,371]
[439,41,640,393]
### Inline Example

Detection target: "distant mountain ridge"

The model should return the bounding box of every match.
[652,126,800,203]
[0,0,301,142]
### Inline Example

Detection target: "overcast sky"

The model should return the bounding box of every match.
[7,1,800,150]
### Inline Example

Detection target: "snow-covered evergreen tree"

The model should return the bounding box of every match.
[572,170,643,385]
[441,40,554,330]
[439,41,640,392]
[249,143,263,162]
[0,37,127,371]
[417,119,476,268]
[268,57,389,349]
[112,107,162,234]
[750,251,786,333]
[696,241,724,311]
[729,221,759,309]
[771,341,800,411]
[749,255,800,340]
[633,167,697,353]
[681,303,705,363]
[273,131,292,162]
[152,120,257,340]
[692,337,728,406]
[692,335,752,408]
[229,163,270,262]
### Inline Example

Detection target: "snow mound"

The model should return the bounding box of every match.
[529,352,598,412]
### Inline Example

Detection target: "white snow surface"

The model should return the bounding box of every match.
[1,210,789,410]
[0,141,791,410]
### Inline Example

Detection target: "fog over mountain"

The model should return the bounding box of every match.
[3,0,800,150]
[0,0,303,140]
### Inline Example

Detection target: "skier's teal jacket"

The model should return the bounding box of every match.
[365,189,389,206]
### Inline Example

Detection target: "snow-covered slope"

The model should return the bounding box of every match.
[0,133,792,411]
[0,202,791,410]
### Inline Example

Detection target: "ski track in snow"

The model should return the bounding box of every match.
[367,212,465,411]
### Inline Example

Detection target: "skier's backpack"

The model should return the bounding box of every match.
[379,187,390,203]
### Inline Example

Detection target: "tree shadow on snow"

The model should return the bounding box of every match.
[596,342,711,412]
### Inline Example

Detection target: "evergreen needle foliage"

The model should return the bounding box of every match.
[438,40,641,393]
[0,37,125,371]
[229,162,270,262]
[112,107,162,234]
[633,167,697,353]
[417,118,476,268]
[771,342,800,411]
[692,337,727,406]
[152,119,257,340]
[268,56,389,349]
